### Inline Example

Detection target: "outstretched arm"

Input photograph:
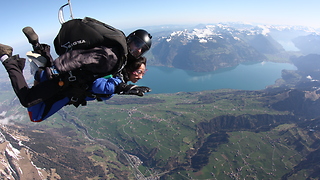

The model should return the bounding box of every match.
[90,76,151,100]
[91,76,122,94]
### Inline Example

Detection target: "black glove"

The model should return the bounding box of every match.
[37,43,54,67]
[115,83,151,96]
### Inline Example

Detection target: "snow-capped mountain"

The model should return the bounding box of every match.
[148,23,319,72]
[150,23,286,72]
[292,33,320,55]
[153,22,319,45]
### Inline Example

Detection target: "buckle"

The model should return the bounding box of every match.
[71,97,78,102]
[68,71,76,81]
[49,67,60,77]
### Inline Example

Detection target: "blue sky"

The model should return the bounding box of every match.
[1,0,320,55]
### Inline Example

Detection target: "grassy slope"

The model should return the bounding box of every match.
[56,89,315,179]
[1,85,318,179]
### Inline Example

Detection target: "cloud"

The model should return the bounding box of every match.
[0,111,24,125]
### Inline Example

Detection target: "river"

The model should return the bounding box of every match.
[137,61,297,94]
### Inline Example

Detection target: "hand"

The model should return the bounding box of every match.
[125,85,151,96]
[115,83,151,96]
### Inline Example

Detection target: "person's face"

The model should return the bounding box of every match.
[128,64,146,83]
[129,42,142,58]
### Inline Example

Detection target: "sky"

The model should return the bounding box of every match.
[1,0,320,55]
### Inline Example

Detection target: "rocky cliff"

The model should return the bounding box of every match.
[0,125,59,179]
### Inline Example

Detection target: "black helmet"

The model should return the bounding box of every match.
[127,29,152,58]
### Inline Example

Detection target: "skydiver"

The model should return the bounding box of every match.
[0,29,152,122]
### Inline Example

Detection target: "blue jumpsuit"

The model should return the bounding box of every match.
[27,70,122,122]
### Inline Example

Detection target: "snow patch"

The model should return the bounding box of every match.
[258,25,270,35]
[234,37,241,41]
[6,143,21,160]
[307,75,318,82]
[199,39,207,43]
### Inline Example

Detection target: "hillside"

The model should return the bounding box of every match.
[292,33,320,55]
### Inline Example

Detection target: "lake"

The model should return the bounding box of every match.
[136,61,297,94]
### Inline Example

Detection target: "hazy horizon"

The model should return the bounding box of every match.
[2,0,320,49]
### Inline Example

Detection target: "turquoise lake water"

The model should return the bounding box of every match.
[136,62,297,94]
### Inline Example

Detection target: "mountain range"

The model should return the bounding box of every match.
[148,23,319,72]
[292,33,320,55]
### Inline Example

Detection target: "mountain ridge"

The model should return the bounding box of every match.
[148,23,313,72]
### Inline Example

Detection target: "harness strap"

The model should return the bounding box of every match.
[58,70,115,107]
[85,92,112,101]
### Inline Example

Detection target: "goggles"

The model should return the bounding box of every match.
[133,69,147,76]
[128,36,150,58]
